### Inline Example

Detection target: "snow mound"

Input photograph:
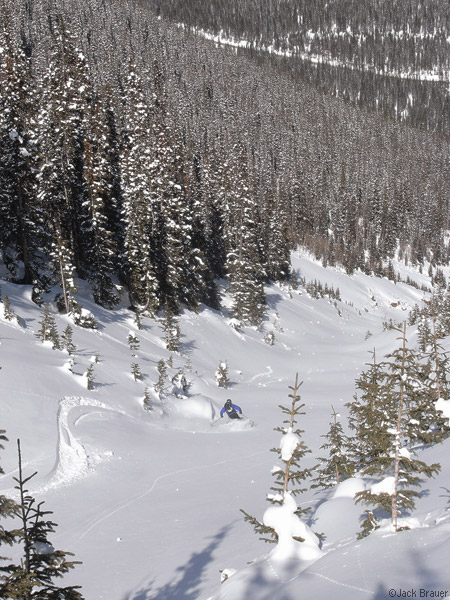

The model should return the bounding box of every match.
[171,395,216,420]
[332,477,366,499]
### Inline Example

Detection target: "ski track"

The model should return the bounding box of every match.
[78,449,266,540]
[246,365,273,383]
[263,552,375,596]
[305,570,375,595]
[32,396,126,495]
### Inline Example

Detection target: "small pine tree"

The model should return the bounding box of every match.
[346,350,387,472]
[154,359,167,397]
[131,362,142,382]
[2,295,16,322]
[215,361,230,388]
[0,430,21,566]
[128,332,140,355]
[241,374,314,543]
[264,330,275,346]
[312,406,354,489]
[162,308,181,352]
[61,325,76,355]
[143,386,152,410]
[0,440,84,599]
[36,304,60,349]
[85,363,95,391]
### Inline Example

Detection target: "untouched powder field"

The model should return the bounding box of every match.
[1,250,450,600]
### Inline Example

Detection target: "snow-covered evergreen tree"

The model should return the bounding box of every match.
[162,307,181,353]
[241,374,315,543]
[120,65,159,314]
[355,324,441,536]
[224,144,266,326]
[35,19,90,310]
[61,325,76,355]
[127,331,140,355]
[131,362,142,382]
[80,96,119,308]
[85,363,95,391]
[149,96,207,311]
[143,386,152,411]
[2,295,16,322]
[0,15,41,287]
[35,304,60,349]
[215,361,230,388]
[154,359,167,398]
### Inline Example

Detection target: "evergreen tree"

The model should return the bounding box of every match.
[35,18,90,309]
[50,229,79,316]
[143,385,152,410]
[61,325,76,355]
[154,359,167,397]
[355,324,441,536]
[35,304,60,349]
[224,144,266,326]
[264,330,275,346]
[162,307,181,353]
[127,331,139,352]
[241,374,314,543]
[0,440,84,599]
[149,93,207,311]
[346,350,387,472]
[2,295,16,322]
[120,65,159,314]
[312,406,354,489]
[80,96,119,308]
[185,151,221,309]
[0,430,21,565]
[85,363,95,391]
[128,330,142,381]
[0,12,41,287]
[131,362,142,382]
[215,361,230,388]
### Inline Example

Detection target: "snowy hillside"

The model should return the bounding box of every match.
[1,250,450,600]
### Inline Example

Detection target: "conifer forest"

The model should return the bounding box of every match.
[0,0,449,325]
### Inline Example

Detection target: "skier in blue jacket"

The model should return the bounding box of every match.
[220,399,243,420]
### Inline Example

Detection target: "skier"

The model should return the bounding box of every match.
[220,399,243,420]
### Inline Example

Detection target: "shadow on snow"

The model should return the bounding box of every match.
[124,524,231,600]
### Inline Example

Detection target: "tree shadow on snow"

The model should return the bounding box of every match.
[125,524,231,600]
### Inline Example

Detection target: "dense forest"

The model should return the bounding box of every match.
[0,0,449,325]
[146,0,450,135]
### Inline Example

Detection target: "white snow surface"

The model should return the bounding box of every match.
[2,250,450,600]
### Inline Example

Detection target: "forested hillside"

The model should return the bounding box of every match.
[147,0,450,135]
[1,0,449,325]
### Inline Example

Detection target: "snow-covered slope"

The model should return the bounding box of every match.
[1,250,449,600]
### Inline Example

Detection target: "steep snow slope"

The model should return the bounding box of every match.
[1,250,448,600]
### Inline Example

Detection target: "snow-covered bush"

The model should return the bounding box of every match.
[215,361,230,388]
